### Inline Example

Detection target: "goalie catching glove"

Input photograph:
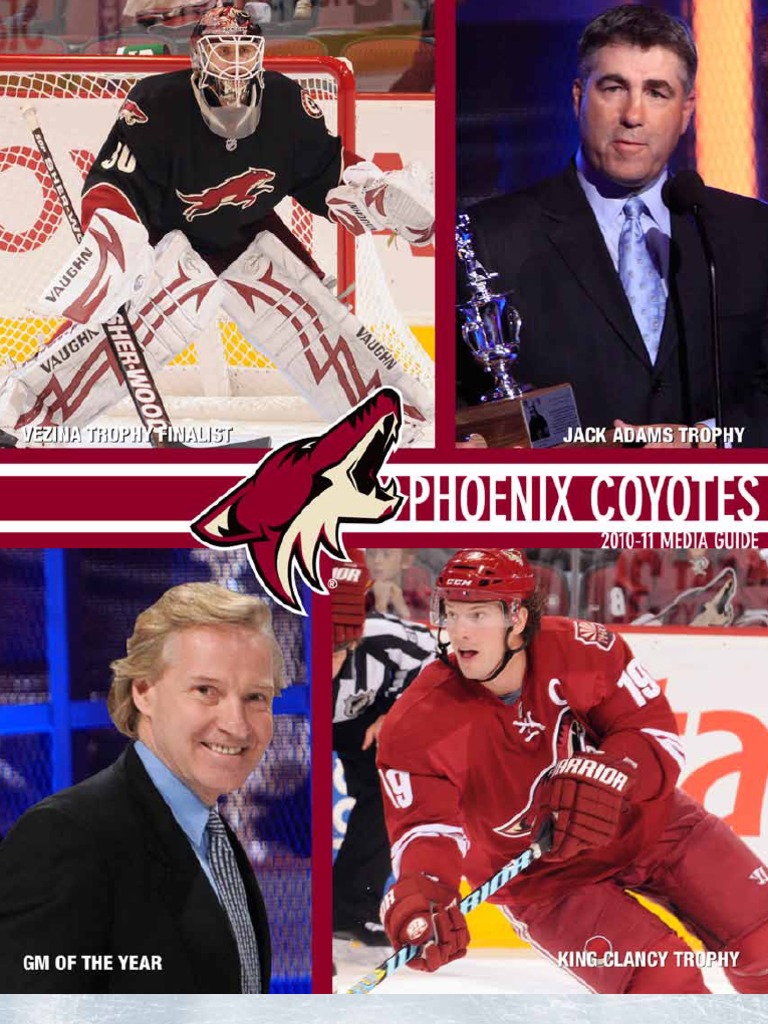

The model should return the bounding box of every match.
[535,751,638,861]
[36,209,155,325]
[326,161,434,247]
[381,874,469,973]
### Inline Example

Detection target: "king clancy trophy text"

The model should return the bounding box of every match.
[456,211,581,449]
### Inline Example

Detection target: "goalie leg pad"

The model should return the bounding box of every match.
[0,232,222,431]
[36,209,154,325]
[220,230,434,431]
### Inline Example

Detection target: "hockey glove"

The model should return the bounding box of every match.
[381,874,469,973]
[326,161,435,247]
[541,751,637,861]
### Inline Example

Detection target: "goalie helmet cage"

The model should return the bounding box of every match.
[0,54,433,432]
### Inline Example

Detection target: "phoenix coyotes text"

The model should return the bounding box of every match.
[401,474,760,524]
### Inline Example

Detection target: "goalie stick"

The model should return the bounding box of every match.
[21,105,269,451]
[345,821,553,994]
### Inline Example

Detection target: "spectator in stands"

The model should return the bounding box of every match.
[366,548,432,621]
[390,0,434,92]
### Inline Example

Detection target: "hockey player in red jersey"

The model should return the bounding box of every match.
[0,2,433,443]
[377,548,768,993]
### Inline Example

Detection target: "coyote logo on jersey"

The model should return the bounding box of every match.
[190,388,404,613]
[119,100,149,126]
[176,168,276,222]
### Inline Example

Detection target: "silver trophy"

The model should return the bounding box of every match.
[456,211,531,402]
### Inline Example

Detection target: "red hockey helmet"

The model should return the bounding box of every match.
[190,3,265,141]
[431,549,535,626]
[330,549,372,649]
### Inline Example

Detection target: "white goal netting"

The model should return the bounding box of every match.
[0,55,433,439]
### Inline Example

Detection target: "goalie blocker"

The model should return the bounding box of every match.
[0,233,432,440]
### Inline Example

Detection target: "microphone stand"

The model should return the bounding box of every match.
[690,205,725,449]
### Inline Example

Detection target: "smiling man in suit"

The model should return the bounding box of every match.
[460,4,768,447]
[0,582,282,993]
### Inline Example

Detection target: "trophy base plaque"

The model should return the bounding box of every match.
[456,384,581,449]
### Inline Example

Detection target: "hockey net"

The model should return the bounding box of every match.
[0,55,433,431]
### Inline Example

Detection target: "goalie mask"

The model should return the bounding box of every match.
[190,4,265,141]
[432,549,536,682]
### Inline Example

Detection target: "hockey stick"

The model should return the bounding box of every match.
[22,105,180,448]
[21,105,270,451]
[345,821,553,994]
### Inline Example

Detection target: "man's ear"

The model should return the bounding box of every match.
[572,78,584,119]
[132,678,153,715]
[681,89,695,135]
[509,604,529,640]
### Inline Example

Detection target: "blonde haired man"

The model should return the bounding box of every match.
[0,583,283,993]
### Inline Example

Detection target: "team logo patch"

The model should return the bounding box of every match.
[176,167,276,222]
[190,387,404,614]
[344,691,374,719]
[118,99,149,126]
[405,917,429,943]
[301,89,323,119]
[573,619,615,651]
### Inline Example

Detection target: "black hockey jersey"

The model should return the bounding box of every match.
[82,69,343,270]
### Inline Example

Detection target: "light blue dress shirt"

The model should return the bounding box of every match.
[575,149,715,434]
[134,740,220,897]
[575,146,670,298]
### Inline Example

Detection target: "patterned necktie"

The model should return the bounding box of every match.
[207,807,262,994]
[618,195,666,364]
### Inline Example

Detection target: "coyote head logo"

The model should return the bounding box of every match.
[190,388,404,613]
[119,100,149,126]
[176,167,276,222]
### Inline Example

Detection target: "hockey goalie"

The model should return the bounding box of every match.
[0,1,434,445]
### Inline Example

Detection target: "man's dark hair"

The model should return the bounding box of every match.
[577,4,698,94]
[520,589,547,647]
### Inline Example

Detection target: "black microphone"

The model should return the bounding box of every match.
[662,169,707,214]
[663,169,724,448]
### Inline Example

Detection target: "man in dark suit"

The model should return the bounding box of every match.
[0,582,283,993]
[460,4,768,447]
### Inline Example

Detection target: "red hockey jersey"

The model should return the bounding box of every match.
[377,616,684,908]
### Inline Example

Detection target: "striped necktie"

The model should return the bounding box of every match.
[207,807,261,994]
[618,195,666,364]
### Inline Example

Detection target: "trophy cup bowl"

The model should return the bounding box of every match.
[459,292,531,402]
[456,211,582,448]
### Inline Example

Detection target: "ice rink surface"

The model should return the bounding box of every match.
[335,943,739,997]
[0,992,766,1024]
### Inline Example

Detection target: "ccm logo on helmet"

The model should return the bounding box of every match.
[445,578,470,586]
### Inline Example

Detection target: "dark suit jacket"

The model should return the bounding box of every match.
[0,745,271,994]
[459,163,768,446]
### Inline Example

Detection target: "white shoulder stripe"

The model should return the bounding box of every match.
[390,824,469,879]
[641,727,686,771]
